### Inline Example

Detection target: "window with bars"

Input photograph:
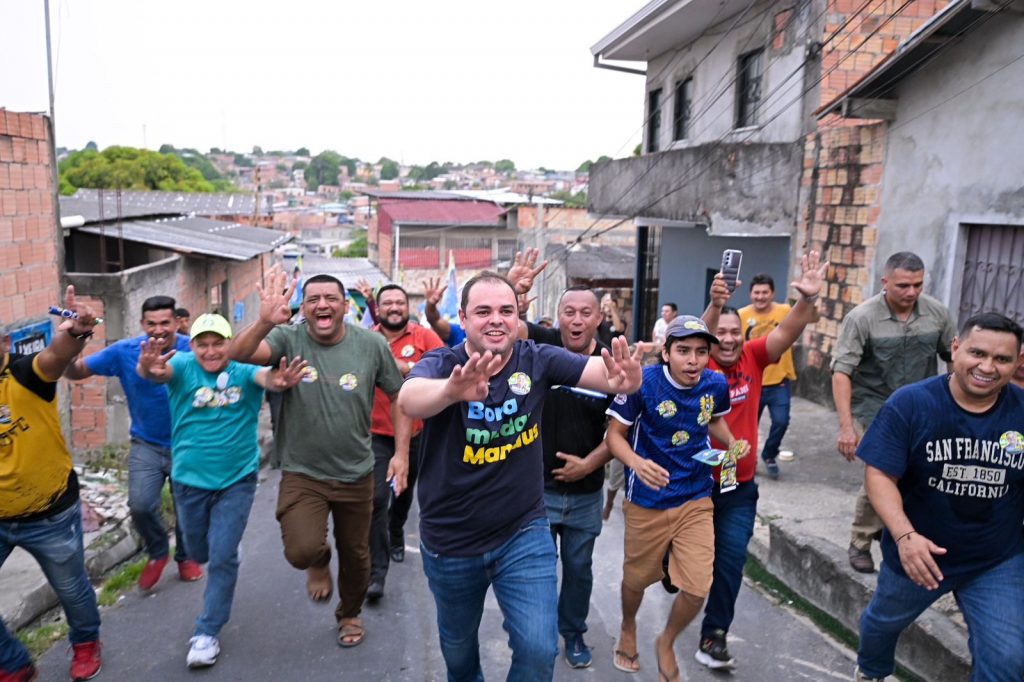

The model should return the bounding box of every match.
[958,224,1024,326]
[736,49,764,128]
[647,88,663,153]
[448,235,494,269]
[399,235,441,269]
[496,239,521,264]
[673,77,693,141]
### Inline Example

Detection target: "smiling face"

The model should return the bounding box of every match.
[191,332,230,374]
[302,281,348,344]
[949,327,1021,407]
[459,279,518,358]
[662,336,711,387]
[712,312,744,367]
[750,284,774,313]
[141,309,176,349]
[558,290,601,354]
[377,288,410,333]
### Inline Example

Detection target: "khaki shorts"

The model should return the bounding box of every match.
[605,459,625,491]
[622,496,715,597]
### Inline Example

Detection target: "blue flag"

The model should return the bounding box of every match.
[438,251,459,321]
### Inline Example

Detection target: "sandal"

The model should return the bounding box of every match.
[613,649,640,673]
[337,619,365,648]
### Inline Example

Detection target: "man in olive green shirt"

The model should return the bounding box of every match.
[831,252,955,573]
[230,270,410,648]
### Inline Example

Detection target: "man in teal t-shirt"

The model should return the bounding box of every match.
[138,313,306,670]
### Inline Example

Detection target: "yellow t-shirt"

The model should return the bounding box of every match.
[0,353,75,520]
[738,304,797,385]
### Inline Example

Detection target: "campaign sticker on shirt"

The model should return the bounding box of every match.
[400,344,415,358]
[1000,431,1024,454]
[656,400,677,418]
[339,374,359,391]
[613,393,628,405]
[0,405,10,424]
[672,430,690,446]
[216,372,229,390]
[301,367,319,383]
[697,394,715,426]
[507,372,532,396]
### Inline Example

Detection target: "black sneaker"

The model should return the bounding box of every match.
[695,629,736,670]
[366,580,384,602]
[660,552,679,594]
[765,459,780,479]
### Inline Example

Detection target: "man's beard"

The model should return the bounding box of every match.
[379,315,409,332]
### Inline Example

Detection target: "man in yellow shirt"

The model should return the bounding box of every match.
[739,274,797,479]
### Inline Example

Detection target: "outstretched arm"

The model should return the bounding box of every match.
[255,355,308,392]
[506,248,548,295]
[135,337,177,384]
[577,336,646,395]
[37,286,101,381]
[423,276,452,342]
[702,273,734,333]
[398,351,505,419]
[230,266,295,364]
[765,250,829,362]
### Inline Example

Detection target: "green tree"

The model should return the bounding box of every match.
[234,154,253,167]
[252,145,264,156]
[304,150,343,189]
[379,157,400,180]
[292,161,308,171]
[84,141,98,152]
[59,146,217,195]
[577,159,593,173]
[494,159,516,173]
[294,147,310,157]
[549,190,587,208]
[333,231,368,257]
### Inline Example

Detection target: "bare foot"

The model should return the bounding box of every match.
[602,500,614,522]
[307,564,332,602]
[655,633,680,682]
[614,626,640,673]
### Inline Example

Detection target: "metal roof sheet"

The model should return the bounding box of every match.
[67,188,267,221]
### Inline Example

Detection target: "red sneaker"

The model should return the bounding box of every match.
[177,559,203,582]
[138,556,169,590]
[69,640,101,681]
[0,663,37,682]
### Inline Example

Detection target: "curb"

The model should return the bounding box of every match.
[750,517,970,681]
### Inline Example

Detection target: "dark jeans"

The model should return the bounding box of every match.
[128,437,186,562]
[544,489,602,639]
[173,473,257,638]
[701,480,759,637]
[370,433,421,583]
[757,380,791,462]
[0,504,101,672]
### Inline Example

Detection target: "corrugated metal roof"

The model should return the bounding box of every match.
[68,188,267,220]
[59,195,176,223]
[378,198,506,227]
[358,190,478,201]
[282,254,390,285]
[75,216,291,262]
[562,243,636,281]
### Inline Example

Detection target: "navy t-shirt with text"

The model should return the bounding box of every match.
[858,376,1024,579]
[409,340,588,556]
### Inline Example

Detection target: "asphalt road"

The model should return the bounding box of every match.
[37,469,857,681]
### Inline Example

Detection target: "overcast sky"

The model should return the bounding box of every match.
[3,0,645,170]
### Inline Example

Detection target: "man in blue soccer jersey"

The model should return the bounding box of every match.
[606,315,748,680]
[854,312,1024,682]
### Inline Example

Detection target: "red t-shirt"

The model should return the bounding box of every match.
[370,323,444,437]
[708,336,771,484]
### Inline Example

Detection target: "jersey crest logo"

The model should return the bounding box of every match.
[613,393,628,405]
[656,400,677,418]
[697,394,715,425]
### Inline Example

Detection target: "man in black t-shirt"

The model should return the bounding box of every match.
[526,286,614,669]
[399,272,643,682]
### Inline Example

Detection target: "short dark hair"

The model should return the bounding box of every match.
[959,312,1023,350]
[719,306,741,319]
[141,296,176,315]
[174,307,190,318]
[302,274,345,298]
[460,271,515,311]
[884,251,925,274]
[558,285,599,306]
[749,274,775,292]
[662,302,678,312]
[376,284,407,303]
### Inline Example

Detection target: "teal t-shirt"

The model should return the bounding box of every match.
[167,355,264,490]
[265,323,404,482]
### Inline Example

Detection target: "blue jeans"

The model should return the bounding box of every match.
[701,481,758,637]
[859,552,1024,680]
[172,474,257,638]
[0,504,101,672]
[544,489,602,640]
[420,517,558,682]
[129,438,186,562]
[757,380,791,462]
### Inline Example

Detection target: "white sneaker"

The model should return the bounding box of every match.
[187,635,220,668]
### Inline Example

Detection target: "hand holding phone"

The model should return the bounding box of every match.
[720,249,743,294]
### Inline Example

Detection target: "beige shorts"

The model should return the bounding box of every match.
[605,459,625,491]
[622,496,715,597]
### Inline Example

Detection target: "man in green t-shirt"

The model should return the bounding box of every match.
[230,269,410,648]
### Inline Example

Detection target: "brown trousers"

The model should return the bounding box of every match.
[276,470,373,621]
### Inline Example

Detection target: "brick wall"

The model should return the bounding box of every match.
[67,296,108,450]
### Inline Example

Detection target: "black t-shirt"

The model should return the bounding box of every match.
[409,339,588,556]
[527,323,610,495]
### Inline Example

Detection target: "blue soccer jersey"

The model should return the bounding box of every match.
[607,365,731,510]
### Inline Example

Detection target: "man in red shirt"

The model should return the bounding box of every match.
[695,250,828,671]
[367,284,444,600]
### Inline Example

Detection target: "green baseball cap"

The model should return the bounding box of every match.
[190,313,233,340]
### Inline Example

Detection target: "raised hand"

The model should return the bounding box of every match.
[268,355,308,391]
[601,336,646,394]
[256,266,297,325]
[708,273,733,310]
[791,249,830,299]
[443,351,504,403]
[138,337,176,380]
[355,278,374,301]
[59,285,99,336]
[423,276,447,307]
[506,248,548,295]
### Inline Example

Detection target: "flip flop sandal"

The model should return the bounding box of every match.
[338,621,365,648]
[613,649,640,673]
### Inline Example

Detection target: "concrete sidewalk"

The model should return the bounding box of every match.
[749,396,969,681]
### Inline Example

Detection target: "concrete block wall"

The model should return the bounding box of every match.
[67,295,108,451]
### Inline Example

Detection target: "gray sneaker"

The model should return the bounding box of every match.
[187,635,219,669]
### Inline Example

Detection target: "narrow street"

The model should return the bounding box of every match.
[36,469,855,681]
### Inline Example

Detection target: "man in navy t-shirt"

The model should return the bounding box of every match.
[855,312,1024,682]
[606,315,747,679]
[399,271,644,682]
[64,295,200,590]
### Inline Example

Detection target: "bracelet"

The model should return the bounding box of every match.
[895,530,915,545]
[69,329,94,341]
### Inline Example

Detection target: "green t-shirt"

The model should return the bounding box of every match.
[266,323,404,482]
